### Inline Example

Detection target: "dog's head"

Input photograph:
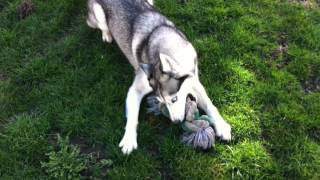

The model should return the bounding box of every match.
[146,43,198,122]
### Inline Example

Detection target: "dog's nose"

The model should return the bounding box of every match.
[170,114,185,123]
[171,118,181,124]
[161,105,184,123]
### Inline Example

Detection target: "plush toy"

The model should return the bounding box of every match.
[181,97,215,150]
[147,96,216,150]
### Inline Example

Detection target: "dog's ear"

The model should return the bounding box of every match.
[159,53,180,74]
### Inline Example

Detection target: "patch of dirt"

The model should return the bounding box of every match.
[48,135,109,160]
[270,32,319,94]
[299,0,318,7]
[70,137,111,179]
[271,43,289,60]
[70,137,108,160]
[180,0,188,4]
[303,76,320,93]
[289,0,319,8]
[158,165,174,180]
[0,73,8,81]
[17,0,34,20]
[271,32,291,68]
[308,127,320,143]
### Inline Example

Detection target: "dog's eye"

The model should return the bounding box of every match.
[171,96,178,103]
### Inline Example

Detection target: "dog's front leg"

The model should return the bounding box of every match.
[119,69,152,154]
[193,80,231,141]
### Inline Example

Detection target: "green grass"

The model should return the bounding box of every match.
[1,0,320,179]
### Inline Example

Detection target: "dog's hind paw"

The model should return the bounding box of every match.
[102,31,112,43]
[215,120,231,141]
[119,133,138,155]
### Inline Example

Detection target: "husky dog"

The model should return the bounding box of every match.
[87,0,231,154]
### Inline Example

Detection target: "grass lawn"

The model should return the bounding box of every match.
[1,0,320,179]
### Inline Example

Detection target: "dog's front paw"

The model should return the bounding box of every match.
[119,133,137,155]
[215,120,231,141]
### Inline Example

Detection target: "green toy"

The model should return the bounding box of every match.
[147,96,216,150]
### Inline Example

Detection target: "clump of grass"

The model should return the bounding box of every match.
[41,135,87,179]
[41,134,113,179]
[0,113,49,178]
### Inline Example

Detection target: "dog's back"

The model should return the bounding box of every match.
[89,0,174,70]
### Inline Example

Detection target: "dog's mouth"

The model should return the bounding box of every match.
[146,93,197,122]
[187,93,196,102]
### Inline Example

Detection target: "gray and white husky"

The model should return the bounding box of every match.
[87,0,231,154]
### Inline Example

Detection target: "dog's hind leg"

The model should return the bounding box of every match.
[119,68,153,154]
[147,0,153,5]
[192,80,231,141]
[87,0,113,43]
